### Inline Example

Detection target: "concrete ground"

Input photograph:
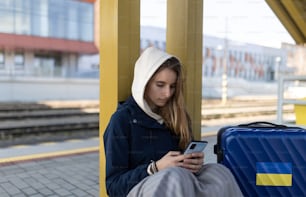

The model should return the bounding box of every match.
[0,138,99,197]
[0,152,99,197]
[202,134,218,164]
[0,132,218,197]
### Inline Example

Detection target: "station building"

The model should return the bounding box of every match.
[0,0,98,79]
[0,1,305,101]
[141,26,295,82]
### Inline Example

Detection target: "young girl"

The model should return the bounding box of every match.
[103,47,242,197]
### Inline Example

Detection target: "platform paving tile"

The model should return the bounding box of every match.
[0,152,99,197]
[70,188,89,197]
[86,188,99,197]
[22,187,38,196]
[30,194,45,197]
[2,182,22,194]
[10,179,29,189]
[13,193,27,197]
[0,165,26,175]
[0,192,10,197]
[38,188,54,196]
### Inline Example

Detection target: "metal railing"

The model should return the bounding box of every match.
[277,75,306,126]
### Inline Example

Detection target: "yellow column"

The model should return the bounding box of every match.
[166,0,203,140]
[99,0,140,196]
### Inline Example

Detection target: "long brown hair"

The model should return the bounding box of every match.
[149,57,192,149]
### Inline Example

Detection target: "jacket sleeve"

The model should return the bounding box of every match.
[103,112,149,197]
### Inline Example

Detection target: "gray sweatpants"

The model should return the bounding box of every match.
[127,163,243,197]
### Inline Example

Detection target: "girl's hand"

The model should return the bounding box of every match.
[156,151,185,171]
[181,152,204,173]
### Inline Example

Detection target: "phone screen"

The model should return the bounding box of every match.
[184,141,208,154]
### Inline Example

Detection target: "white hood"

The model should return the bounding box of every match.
[131,47,174,123]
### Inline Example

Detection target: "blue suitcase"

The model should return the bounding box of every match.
[214,122,306,197]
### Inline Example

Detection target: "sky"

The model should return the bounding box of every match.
[141,0,295,48]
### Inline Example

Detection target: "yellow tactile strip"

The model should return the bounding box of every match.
[0,146,99,166]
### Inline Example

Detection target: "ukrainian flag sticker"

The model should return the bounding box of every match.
[256,162,292,186]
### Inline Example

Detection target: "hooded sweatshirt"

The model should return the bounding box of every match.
[132,46,173,123]
[104,47,181,197]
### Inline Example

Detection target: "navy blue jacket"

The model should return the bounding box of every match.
[103,96,181,197]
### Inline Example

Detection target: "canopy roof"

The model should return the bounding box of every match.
[266,0,306,45]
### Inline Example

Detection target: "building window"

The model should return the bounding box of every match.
[0,51,4,68]
[14,52,24,69]
[33,54,61,77]
[0,1,14,33]
[0,0,93,42]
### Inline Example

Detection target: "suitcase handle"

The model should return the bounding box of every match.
[238,121,287,128]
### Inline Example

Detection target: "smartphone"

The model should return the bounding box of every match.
[184,140,208,154]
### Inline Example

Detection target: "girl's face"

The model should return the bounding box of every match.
[145,68,177,110]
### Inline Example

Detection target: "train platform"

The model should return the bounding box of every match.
[1,95,297,196]
[0,133,217,197]
[0,138,99,197]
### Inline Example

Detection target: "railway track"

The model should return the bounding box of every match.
[0,101,99,147]
[0,98,296,146]
[201,98,295,126]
